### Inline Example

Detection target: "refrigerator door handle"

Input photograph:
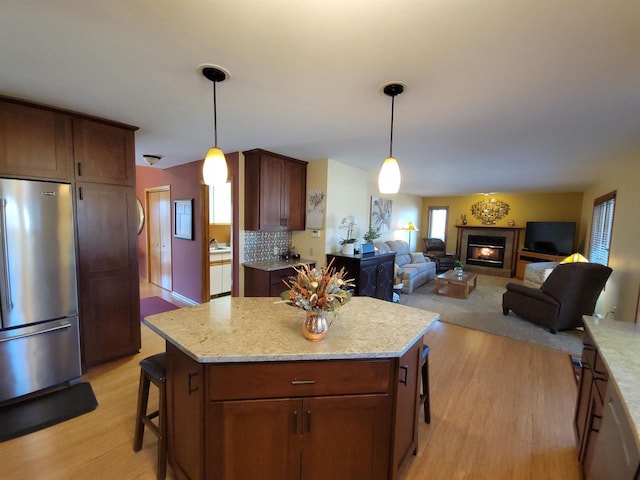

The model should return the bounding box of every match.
[0,321,72,344]
[0,198,13,311]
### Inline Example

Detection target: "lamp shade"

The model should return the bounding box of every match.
[378,156,401,194]
[561,252,589,263]
[203,147,228,186]
[405,221,418,231]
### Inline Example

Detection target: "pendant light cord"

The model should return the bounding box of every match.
[212,80,218,148]
[389,95,395,158]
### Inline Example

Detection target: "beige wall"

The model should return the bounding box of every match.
[291,158,329,266]
[421,192,584,254]
[581,150,640,322]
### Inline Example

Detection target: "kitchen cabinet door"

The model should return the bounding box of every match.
[167,343,204,480]
[283,158,306,231]
[206,398,302,479]
[244,149,307,231]
[301,395,391,480]
[73,117,136,186]
[392,340,421,474]
[75,182,140,367]
[0,99,72,181]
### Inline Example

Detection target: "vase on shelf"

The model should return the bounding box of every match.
[341,242,355,255]
[303,310,329,341]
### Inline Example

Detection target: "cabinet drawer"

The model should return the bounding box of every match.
[207,359,393,401]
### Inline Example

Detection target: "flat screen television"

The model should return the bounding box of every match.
[523,221,576,256]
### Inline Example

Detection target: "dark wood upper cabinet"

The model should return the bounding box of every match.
[73,117,136,186]
[244,149,307,231]
[0,99,73,181]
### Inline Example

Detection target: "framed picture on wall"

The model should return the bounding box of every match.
[174,198,194,240]
[370,196,392,232]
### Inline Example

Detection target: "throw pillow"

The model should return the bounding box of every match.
[410,253,426,263]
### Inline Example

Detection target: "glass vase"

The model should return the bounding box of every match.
[303,310,329,341]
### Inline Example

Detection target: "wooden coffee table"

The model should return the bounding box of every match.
[435,270,477,299]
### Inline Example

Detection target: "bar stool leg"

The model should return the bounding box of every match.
[421,345,431,424]
[134,369,150,451]
[157,381,167,479]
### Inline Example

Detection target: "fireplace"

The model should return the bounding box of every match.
[456,226,522,277]
[466,235,506,269]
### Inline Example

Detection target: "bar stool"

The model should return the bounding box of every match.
[420,344,431,424]
[133,353,167,479]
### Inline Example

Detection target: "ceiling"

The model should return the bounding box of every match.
[2,1,639,196]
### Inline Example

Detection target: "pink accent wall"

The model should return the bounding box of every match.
[136,161,205,303]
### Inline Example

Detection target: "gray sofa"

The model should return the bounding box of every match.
[375,240,436,294]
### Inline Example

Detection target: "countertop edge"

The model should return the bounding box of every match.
[243,258,316,272]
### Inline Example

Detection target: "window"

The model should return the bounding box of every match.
[428,207,448,241]
[589,191,616,266]
[209,182,231,224]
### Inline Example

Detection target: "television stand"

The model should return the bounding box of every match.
[515,250,566,279]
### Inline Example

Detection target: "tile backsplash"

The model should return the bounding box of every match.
[244,231,292,262]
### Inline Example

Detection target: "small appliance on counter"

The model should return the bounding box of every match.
[281,246,300,260]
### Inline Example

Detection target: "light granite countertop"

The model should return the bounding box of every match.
[143,296,439,363]
[243,258,316,271]
[583,315,640,450]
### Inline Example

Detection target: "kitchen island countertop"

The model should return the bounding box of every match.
[143,296,439,363]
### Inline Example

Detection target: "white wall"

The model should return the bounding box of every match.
[291,158,424,268]
[369,191,423,251]
[325,159,370,255]
[581,149,640,322]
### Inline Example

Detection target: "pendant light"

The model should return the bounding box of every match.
[201,65,229,186]
[378,82,405,194]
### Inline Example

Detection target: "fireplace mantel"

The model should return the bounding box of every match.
[455,226,524,277]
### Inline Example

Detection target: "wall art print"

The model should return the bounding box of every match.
[370,196,392,232]
[306,189,326,229]
[470,198,511,225]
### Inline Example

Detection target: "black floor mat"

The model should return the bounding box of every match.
[0,382,98,443]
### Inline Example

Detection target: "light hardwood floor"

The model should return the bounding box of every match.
[0,282,581,479]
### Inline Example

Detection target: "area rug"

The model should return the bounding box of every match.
[400,274,584,357]
[0,382,98,443]
[140,296,179,322]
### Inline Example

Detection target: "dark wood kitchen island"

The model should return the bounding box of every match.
[144,296,438,480]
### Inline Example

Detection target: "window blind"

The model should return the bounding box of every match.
[589,192,616,266]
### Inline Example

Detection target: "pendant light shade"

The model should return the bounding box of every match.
[201,65,230,186]
[203,147,227,186]
[378,82,405,194]
[379,156,401,194]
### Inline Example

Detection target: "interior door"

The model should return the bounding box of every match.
[147,188,172,290]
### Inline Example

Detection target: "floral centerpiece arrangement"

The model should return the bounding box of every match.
[282,261,354,341]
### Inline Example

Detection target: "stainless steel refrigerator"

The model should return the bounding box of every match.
[0,178,81,403]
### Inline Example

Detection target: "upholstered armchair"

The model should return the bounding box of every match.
[423,238,456,273]
[502,262,612,333]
